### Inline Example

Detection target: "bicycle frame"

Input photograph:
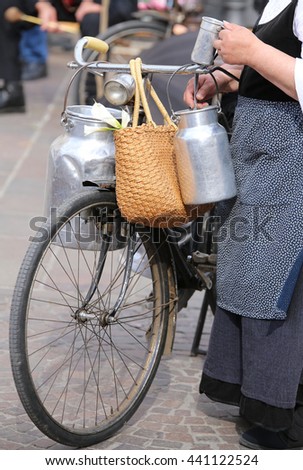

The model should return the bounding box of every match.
[71,41,206,71]
[69,37,218,354]
[71,44,219,235]
[9,33,220,447]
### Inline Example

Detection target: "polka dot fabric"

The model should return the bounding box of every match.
[215,96,303,320]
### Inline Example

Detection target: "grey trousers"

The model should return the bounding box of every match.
[203,268,303,410]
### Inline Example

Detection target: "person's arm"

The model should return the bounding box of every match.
[35,1,58,31]
[215,21,298,101]
[295,58,303,110]
[75,0,102,23]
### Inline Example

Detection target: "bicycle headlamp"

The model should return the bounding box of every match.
[104,73,136,106]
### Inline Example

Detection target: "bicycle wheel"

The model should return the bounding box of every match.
[10,190,172,447]
[73,19,168,105]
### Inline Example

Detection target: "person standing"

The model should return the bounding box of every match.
[0,0,138,113]
[184,0,303,449]
[20,26,48,80]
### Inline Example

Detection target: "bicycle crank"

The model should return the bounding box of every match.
[188,251,217,290]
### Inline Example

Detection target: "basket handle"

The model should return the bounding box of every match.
[130,58,177,129]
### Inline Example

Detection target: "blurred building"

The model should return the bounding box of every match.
[202,0,259,27]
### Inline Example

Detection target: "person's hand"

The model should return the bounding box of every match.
[213,22,297,101]
[183,74,218,109]
[35,1,59,32]
[214,21,262,66]
[75,1,102,23]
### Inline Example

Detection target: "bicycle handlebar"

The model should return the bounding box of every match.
[75,36,109,60]
[71,36,205,75]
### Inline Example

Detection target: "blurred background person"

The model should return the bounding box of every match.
[19,1,139,81]
[0,0,138,113]
[20,25,48,80]
[52,1,138,37]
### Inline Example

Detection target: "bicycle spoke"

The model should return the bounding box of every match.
[10,192,169,446]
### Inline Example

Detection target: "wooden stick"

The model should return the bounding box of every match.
[100,0,110,35]
[4,7,80,34]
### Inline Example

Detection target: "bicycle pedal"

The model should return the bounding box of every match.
[192,251,217,266]
[187,251,216,290]
[196,269,213,290]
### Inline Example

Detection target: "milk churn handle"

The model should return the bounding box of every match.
[208,72,222,111]
[165,63,197,123]
[61,63,92,126]
[166,64,222,122]
[166,64,240,123]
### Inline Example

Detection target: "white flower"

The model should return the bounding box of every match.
[84,102,130,136]
[121,109,130,128]
[91,102,121,128]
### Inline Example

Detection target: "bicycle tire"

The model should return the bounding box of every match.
[10,190,172,447]
[73,19,168,105]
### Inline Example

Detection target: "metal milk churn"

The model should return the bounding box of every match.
[174,106,237,205]
[44,105,120,216]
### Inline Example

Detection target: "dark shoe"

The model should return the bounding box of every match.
[22,62,47,81]
[240,406,303,449]
[0,82,25,114]
[240,426,303,450]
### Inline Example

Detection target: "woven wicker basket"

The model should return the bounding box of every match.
[114,58,212,227]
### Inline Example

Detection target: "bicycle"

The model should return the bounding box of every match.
[73,0,203,105]
[9,37,222,448]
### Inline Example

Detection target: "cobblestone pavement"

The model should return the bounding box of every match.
[0,44,250,451]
